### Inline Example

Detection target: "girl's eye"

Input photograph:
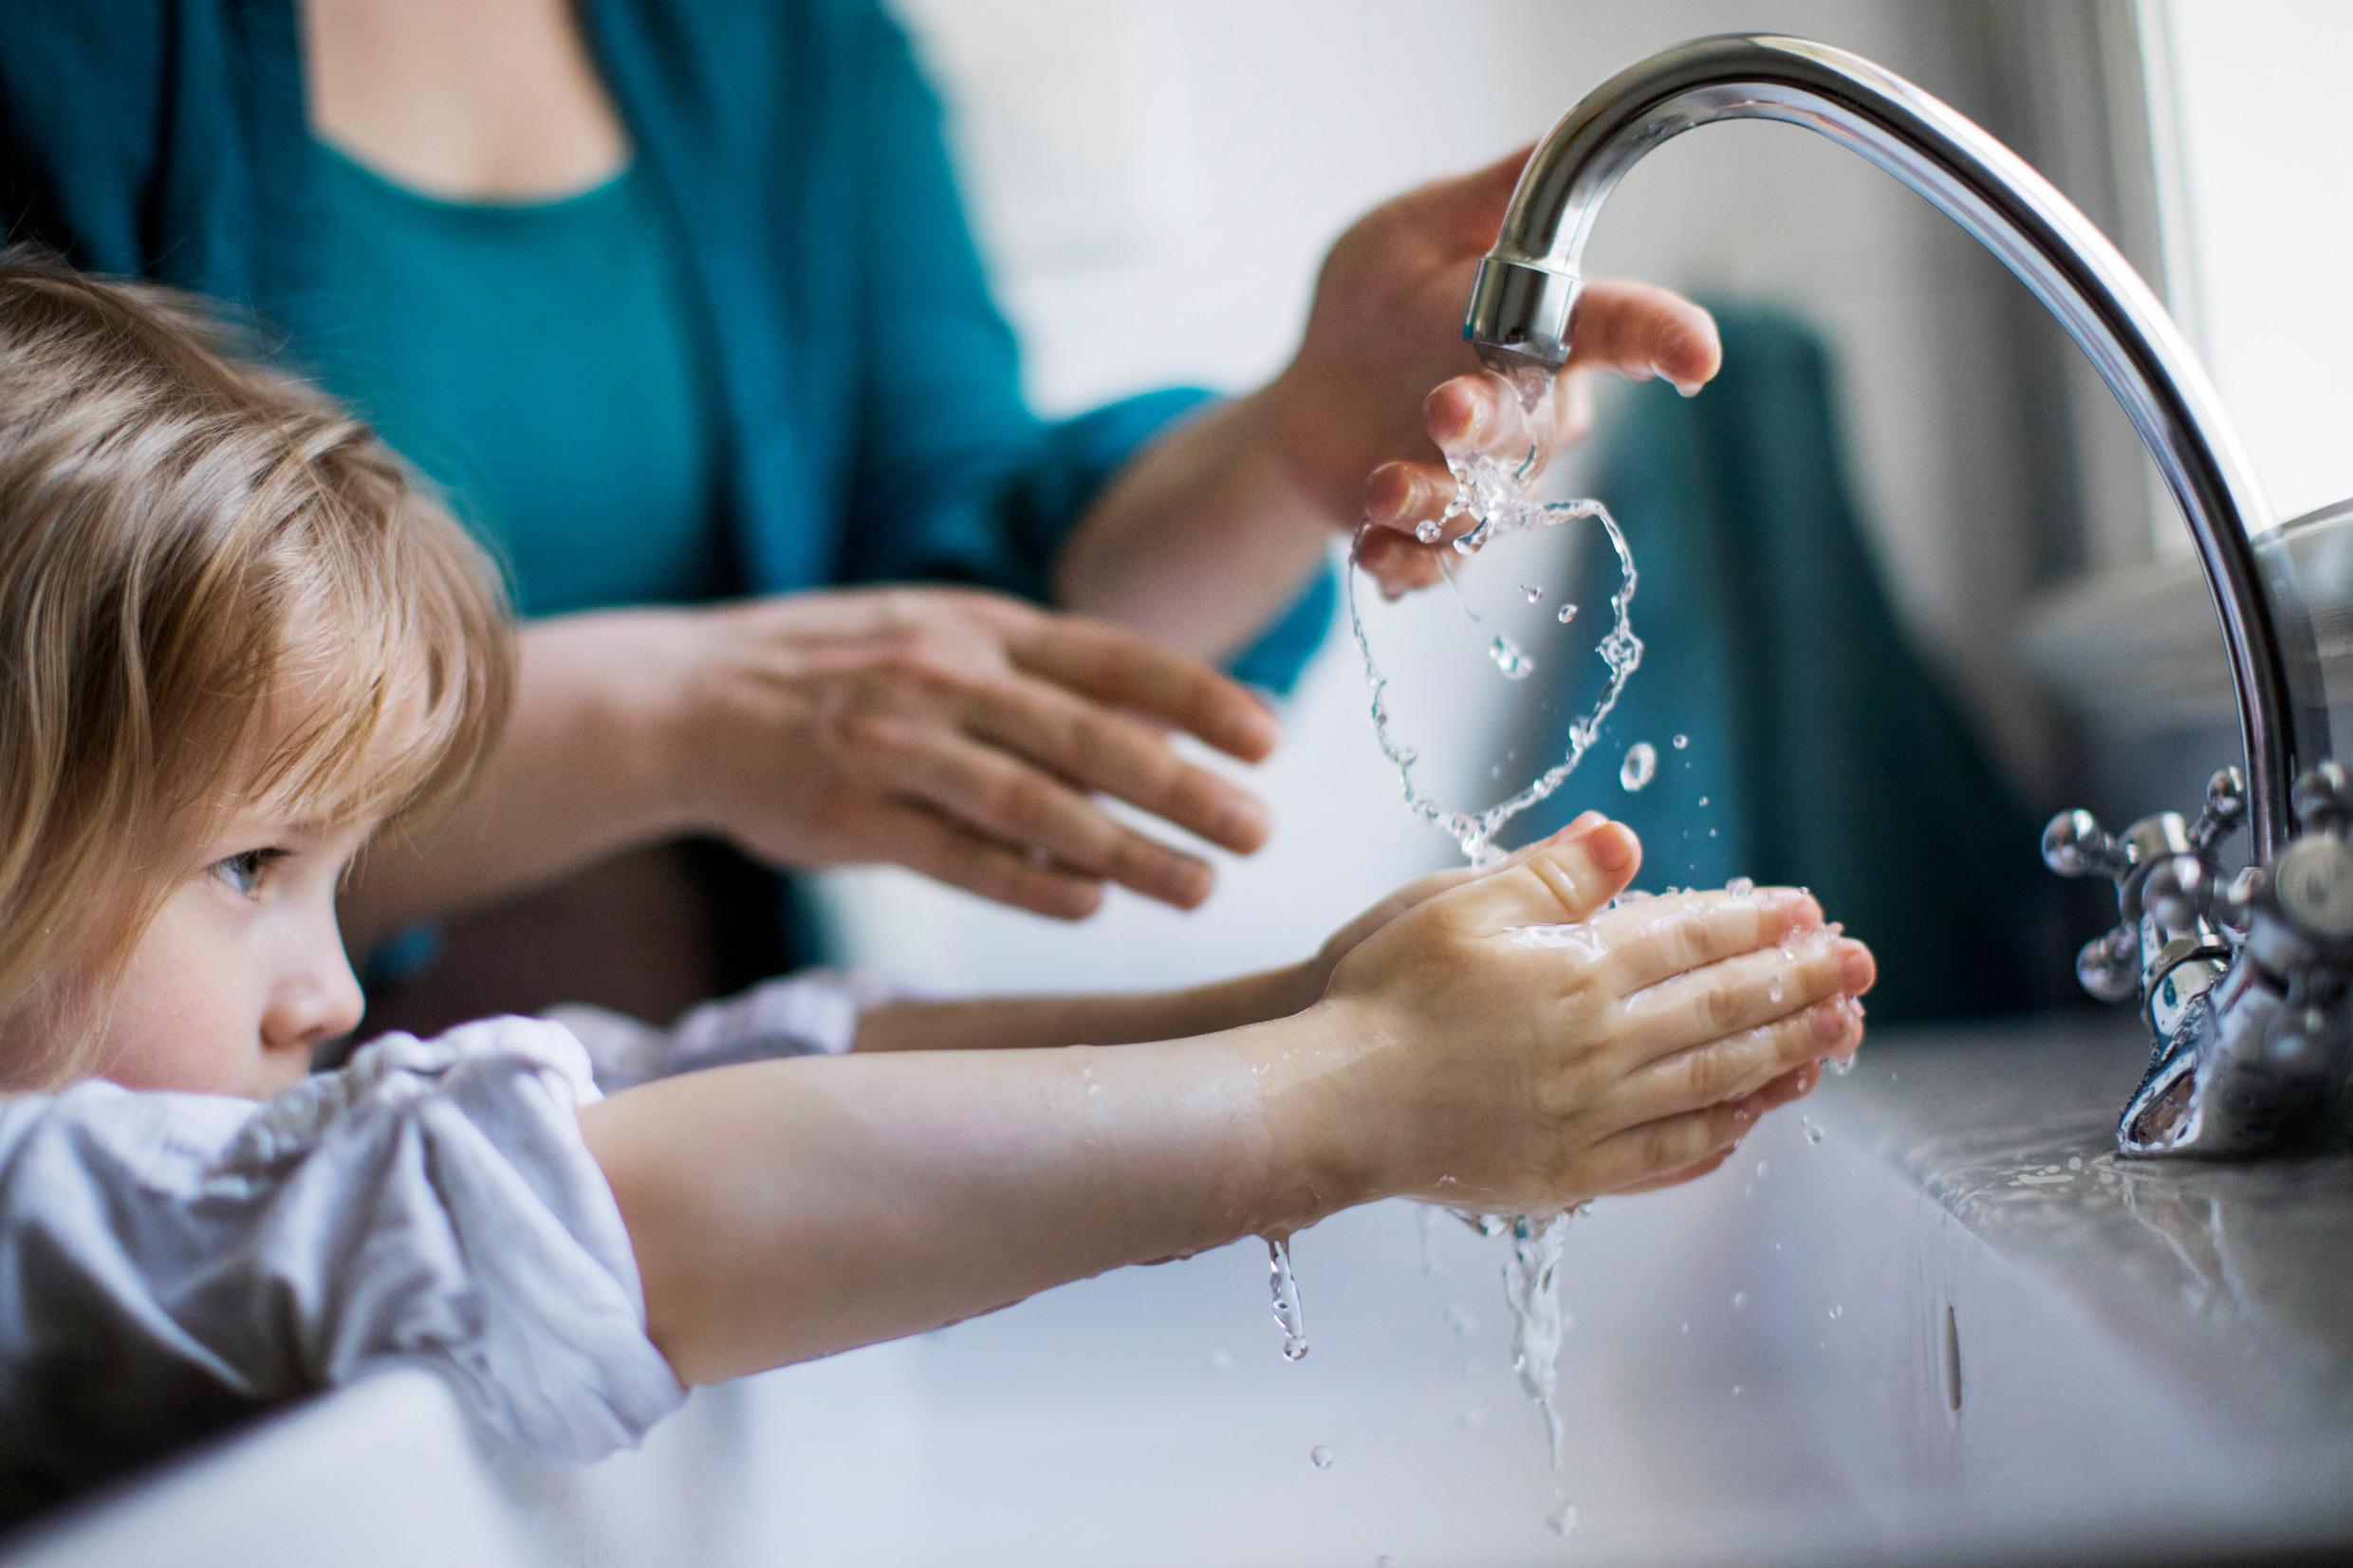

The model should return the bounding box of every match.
[212,848,287,896]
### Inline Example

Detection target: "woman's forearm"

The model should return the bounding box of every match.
[577,1013,1362,1387]
[1052,389,1338,662]
[343,611,700,949]
[848,966,1314,1055]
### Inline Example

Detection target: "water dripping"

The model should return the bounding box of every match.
[1556,601,1580,624]
[1803,1116,1825,1146]
[1621,742,1657,792]
[1672,733,1689,750]
[1489,634,1534,681]
[1310,1445,1335,1470]
[1522,582,1545,604]
[1268,1237,1308,1361]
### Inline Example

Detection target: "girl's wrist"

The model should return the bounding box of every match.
[1237,999,1399,1227]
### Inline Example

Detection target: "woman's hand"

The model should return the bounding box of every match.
[1268,817,1872,1219]
[670,586,1280,918]
[1256,146,1721,598]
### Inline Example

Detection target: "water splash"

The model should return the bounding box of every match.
[1268,1236,1308,1361]
[1346,374,1641,866]
[1502,1213,1571,1469]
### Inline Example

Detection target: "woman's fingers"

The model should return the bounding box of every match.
[1591,886,1824,993]
[1564,279,1722,392]
[1456,818,1640,929]
[1620,932,1875,1061]
[1363,458,1470,544]
[1606,997,1862,1126]
[865,802,1104,920]
[1006,615,1278,764]
[963,672,1270,856]
[865,722,1218,910]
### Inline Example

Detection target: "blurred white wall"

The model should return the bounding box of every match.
[819,0,2112,994]
[2150,0,2353,527]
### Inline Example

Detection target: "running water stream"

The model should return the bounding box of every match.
[1334,366,1646,1533]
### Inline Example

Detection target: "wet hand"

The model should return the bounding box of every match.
[1256,147,1717,599]
[672,587,1278,917]
[1275,820,1871,1216]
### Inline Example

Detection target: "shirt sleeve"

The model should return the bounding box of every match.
[0,1020,685,1520]
[547,968,900,1093]
[830,1,1333,693]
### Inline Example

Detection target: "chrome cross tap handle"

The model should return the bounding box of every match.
[2045,768,2243,1028]
[2111,765,2353,1155]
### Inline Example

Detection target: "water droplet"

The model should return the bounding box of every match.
[1620,742,1658,791]
[2066,1155,2084,1171]
[1268,1237,1308,1361]
[1546,1498,1580,1537]
[1522,582,1544,604]
[1697,795,1711,808]
[1310,1445,1335,1470]
[1728,876,1754,895]
[1672,733,1689,749]
[1415,519,1442,544]
[1731,1290,1749,1310]
[1732,1383,1744,1396]
[1803,1116,1825,1146]
[1828,1303,1843,1320]
[1755,1158,1770,1181]
[1555,601,1580,624]
[1489,635,1534,681]
[1678,1320,1691,1335]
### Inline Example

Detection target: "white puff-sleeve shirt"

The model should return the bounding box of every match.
[0,970,884,1523]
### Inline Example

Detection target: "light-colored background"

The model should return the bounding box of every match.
[822,0,2353,999]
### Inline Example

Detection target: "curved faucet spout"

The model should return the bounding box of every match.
[1463,32,2309,859]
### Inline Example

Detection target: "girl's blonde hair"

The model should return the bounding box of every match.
[0,249,513,1086]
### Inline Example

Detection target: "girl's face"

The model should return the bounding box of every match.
[86,808,376,1098]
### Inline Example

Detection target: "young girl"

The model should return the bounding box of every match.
[0,253,1873,1520]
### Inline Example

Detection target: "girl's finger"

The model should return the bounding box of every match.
[867,723,1216,910]
[1604,997,1862,1126]
[962,672,1270,856]
[1576,1093,1764,1195]
[866,802,1105,921]
[1619,932,1872,1061]
[1456,818,1640,929]
[1564,279,1722,392]
[1603,1061,1822,1196]
[1590,886,1824,994]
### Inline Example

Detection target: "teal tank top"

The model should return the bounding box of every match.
[308,143,728,617]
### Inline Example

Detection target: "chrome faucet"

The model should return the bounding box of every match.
[1464,34,2353,1157]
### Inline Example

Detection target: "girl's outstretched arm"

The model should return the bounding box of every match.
[578,820,1874,1388]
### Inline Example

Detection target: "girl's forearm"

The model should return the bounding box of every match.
[577,1012,1368,1387]
[847,965,1316,1055]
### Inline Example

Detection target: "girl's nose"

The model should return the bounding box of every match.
[265,932,365,1060]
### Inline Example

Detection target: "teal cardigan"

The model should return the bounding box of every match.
[0,0,1332,686]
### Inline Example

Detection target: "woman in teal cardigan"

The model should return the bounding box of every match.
[0,0,1719,1017]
